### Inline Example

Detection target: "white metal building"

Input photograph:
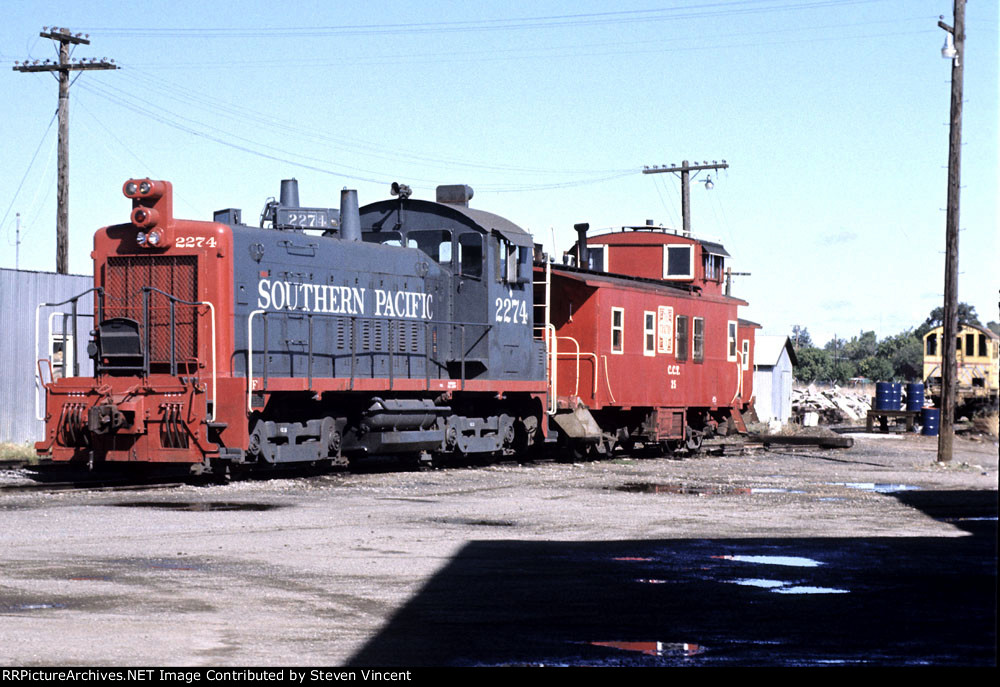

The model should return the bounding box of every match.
[753,334,797,425]
[1,268,94,445]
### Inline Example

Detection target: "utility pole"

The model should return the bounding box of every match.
[642,160,729,235]
[13,27,117,274]
[937,0,965,463]
[15,213,22,270]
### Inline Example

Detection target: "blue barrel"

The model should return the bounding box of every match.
[891,383,903,410]
[906,383,925,412]
[921,408,940,436]
[875,382,894,410]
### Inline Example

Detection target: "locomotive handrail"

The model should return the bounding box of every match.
[141,287,217,422]
[246,308,495,413]
[34,287,101,421]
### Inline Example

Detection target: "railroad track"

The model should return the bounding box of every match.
[0,434,851,494]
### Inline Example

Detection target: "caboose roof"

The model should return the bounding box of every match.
[587,229,731,257]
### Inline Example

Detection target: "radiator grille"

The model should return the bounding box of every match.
[104,256,198,364]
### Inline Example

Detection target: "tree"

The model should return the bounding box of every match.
[829,359,855,385]
[988,321,1000,336]
[791,325,813,350]
[877,329,923,381]
[794,347,831,383]
[857,355,893,382]
[915,302,982,339]
[844,330,878,362]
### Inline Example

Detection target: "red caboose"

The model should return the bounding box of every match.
[537,223,755,452]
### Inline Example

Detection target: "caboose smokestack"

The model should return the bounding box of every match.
[279,179,299,208]
[340,188,361,241]
[574,222,589,268]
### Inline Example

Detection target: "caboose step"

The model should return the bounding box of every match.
[552,404,602,442]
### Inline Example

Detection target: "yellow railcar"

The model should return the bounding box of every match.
[922,323,999,415]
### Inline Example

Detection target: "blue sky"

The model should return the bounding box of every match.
[1,0,996,345]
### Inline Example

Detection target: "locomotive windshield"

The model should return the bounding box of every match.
[362,230,403,247]
[407,229,452,264]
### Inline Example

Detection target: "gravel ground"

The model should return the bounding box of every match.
[0,432,995,666]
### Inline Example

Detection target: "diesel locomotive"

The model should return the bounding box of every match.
[34,178,753,473]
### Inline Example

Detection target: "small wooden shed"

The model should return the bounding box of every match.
[753,334,798,425]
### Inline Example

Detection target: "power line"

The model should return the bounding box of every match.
[1,110,57,247]
[79,0,895,38]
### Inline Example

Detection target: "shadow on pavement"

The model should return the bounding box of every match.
[348,490,996,667]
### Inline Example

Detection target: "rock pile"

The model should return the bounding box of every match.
[792,385,872,425]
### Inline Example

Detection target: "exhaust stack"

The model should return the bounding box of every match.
[340,188,361,241]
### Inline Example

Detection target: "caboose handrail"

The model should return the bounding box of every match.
[546,323,557,415]
[554,335,598,397]
[34,287,101,421]
[141,287,217,422]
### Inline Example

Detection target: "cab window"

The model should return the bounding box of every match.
[407,229,452,264]
[458,233,483,279]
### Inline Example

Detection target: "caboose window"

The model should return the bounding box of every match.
[965,333,975,356]
[644,311,656,356]
[458,233,483,279]
[587,245,606,272]
[663,245,694,280]
[727,321,738,361]
[611,308,624,354]
[742,339,750,371]
[703,254,724,281]
[979,334,988,357]
[676,316,688,362]
[693,317,705,363]
[926,333,937,356]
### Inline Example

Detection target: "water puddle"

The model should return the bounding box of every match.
[729,578,849,594]
[589,641,704,657]
[113,501,281,512]
[145,560,204,571]
[616,482,750,496]
[750,487,805,494]
[713,555,823,568]
[613,557,654,562]
[731,578,787,588]
[634,578,670,584]
[434,517,517,527]
[835,483,920,493]
[0,602,66,611]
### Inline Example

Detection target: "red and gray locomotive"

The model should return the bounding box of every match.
[35,178,753,473]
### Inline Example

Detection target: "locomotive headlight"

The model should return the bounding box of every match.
[147,230,162,246]
[136,231,147,246]
[124,181,138,196]
[139,180,152,194]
